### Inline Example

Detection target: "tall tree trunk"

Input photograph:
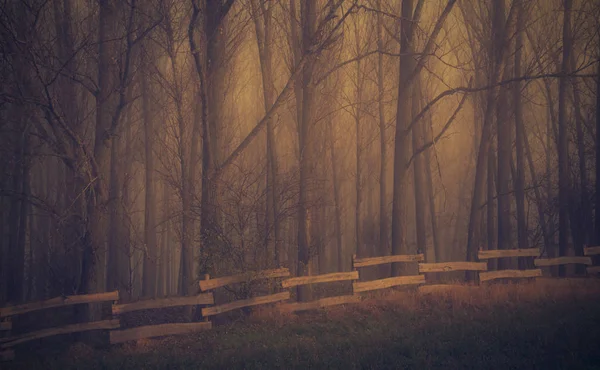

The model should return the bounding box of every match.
[391,0,415,276]
[328,119,343,272]
[376,0,389,276]
[513,0,529,269]
[557,0,572,277]
[7,126,28,303]
[251,0,280,267]
[423,119,440,263]
[107,122,122,293]
[120,113,133,301]
[80,0,118,330]
[465,0,507,280]
[595,56,600,246]
[569,52,588,274]
[412,80,427,266]
[496,0,512,271]
[295,0,317,301]
[487,141,497,271]
[142,57,158,298]
[354,21,363,260]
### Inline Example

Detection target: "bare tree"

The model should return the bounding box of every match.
[557,0,572,277]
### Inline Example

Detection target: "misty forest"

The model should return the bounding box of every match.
[1,0,600,363]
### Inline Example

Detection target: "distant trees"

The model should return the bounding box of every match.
[0,0,599,310]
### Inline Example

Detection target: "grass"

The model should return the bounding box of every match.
[5,278,600,369]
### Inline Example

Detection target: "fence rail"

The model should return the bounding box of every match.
[534,256,593,267]
[479,269,543,282]
[202,291,290,317]
[199,268,290,291]
[0,291,119,318]
[352,254,424,268]
[584,246,600,256]
[112,294,214,315]
[419,262,488,273]
[1,319,120,349]
[281,271,358,288]
[478,248,540,259]
[2,246,599,362]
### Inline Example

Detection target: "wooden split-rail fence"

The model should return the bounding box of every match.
[1,246,599,361]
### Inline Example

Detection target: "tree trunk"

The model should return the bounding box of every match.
[328,119,344,272]
[569,52,589,274]
[83,0,117,303]
[295,0,317,302]
[412,80,427,266]
[513,1,529,269]
[354,21,363,260]
[391,0,415,277]
[376,0,389,277]
[595,56,600,246]
[557,0,572,277]
[495,0,512,271]
[142,57,158,298]
[465,0,507,281]
[7,125,28,303]
[251,0,281,267]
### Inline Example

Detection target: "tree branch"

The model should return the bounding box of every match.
[406,78,470,169]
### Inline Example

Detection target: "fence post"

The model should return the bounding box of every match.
[203,274,210,323]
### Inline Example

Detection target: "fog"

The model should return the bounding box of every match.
[0,0,598,308]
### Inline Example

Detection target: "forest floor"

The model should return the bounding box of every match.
[4,278,600,370]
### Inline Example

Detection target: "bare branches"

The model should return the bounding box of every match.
[404,68,598,140]
[214,1,358,178]
[406,78,471,170]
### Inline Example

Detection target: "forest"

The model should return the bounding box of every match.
[0,0,599,321]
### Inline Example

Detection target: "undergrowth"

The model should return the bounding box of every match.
[5,278,600,370]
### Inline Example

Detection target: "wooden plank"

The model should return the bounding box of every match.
[418,262,487,273]
[1,319,120,349]
[199,268,290,291]
[0,321,11,331]
[112,294,214,315]
[353,254,424,268]
[352,275,425,293]
[534,256,593,267]
[0,291,119,318]
[1,349,14,361]
[202,291,290,317]
[584,246,600,256]
[587,266,600,274]
[280,295,361,313]
[478,248,540,260]
[479,269,542,282]
[110,322,212,344]
[281,271,359,289]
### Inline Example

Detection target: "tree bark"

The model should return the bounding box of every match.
[496,0,512,271]
[142,54,158,298]
[513,0,529,269]
[293,0,317,301]
[328,119,343,272]
[251,0,281,267]
[412,80,427,268]
[376,0,389,277]
[594,58,600,245]
[391,0,415,277]
[557,0,572,277]
[354,20,363,260]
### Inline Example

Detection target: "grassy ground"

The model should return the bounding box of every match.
[5,278,600,369]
